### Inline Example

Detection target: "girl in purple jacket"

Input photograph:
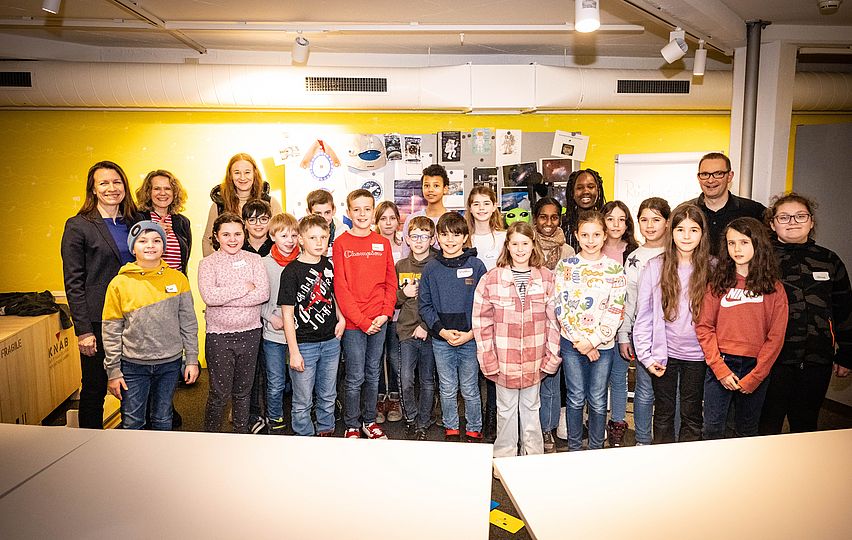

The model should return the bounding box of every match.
[633,203,711,443]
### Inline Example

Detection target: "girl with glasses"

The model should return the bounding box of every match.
[759,192,852,434]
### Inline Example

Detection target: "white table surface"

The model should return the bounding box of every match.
[0,424,98,498]
[494,429,852,540]
[0,427,493,539]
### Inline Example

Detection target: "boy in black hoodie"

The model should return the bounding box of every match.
[419,212,487,441]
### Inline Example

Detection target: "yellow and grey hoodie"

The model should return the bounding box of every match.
[102,261,199,380]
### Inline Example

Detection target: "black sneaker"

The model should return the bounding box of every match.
[250,417,268,435]
[415,428,428,441]
[268,417,287,435]
[403,422,417,440]
[607,420,628,447]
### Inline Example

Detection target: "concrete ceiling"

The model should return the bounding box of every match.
[0,0,849,66]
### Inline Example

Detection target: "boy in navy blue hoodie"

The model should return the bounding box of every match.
[419,212,487,441]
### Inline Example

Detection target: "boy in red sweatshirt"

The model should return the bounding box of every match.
[333,189,397,439]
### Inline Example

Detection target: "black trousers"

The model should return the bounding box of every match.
[651,358,705,443]
[79,322,107,429]
[759,362,833,435]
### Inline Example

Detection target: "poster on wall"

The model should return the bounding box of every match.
[404,136,422,162]
[551,131,589,162]
[282,134,352,218]
[394,178,427,225]
[495,129,522,167]
[440,131,462,163]
[540,158,574,184]
[502,162,538,188]
[471,128,493,156]
[445,169,465,209]
[385,133,402,160]
[473,167,498,193]
[348,134,387,171]
[274,132,302,166]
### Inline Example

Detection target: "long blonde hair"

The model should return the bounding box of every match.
[496,222,544,268]
[136,169,188,214]
[220,153,264,214]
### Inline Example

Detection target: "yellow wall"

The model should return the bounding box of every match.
[0,110,731,362]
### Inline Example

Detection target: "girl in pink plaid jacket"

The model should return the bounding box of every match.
[473,222,562,458]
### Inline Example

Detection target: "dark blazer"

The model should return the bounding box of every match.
[60,210,141,336]
[142,211,192,275]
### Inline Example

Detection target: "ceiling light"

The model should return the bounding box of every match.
[693,39,707,76]
[661,27,688,63]
[42,0,61,14]
[292,32,310,64]
[817,0,842,15]
[575,0,601,33]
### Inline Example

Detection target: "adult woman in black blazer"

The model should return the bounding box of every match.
[135,169,192,274]
[61,161,140,429]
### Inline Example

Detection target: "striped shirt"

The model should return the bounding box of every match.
[150,212,183,272]
[511,268,531,307]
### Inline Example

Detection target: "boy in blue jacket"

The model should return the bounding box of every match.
[419,212,486,441]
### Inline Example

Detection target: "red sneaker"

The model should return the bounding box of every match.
[344,428,361,439]
[317,430,335,437]
[466,431,483,442]
[445,428,461,442]
[361,422,389,439]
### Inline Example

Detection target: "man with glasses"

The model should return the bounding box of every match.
[693,152,766,256]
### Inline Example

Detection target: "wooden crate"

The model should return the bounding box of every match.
[0,313,81,424]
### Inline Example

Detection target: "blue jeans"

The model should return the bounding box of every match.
[398,336,436,428]
[633,359,655,445]
[561,338,614,450]
[289,338,340,436]
[608,354,629,423]
[342,326,387,428]
[703,354,770,440]
[262,339,289,421]
[432,339,482,432]
[379,321,400,396]
[539,368,562,432]
[120,358,182,430]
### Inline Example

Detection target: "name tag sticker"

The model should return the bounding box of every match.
[372,243,384,251]
[165,284,178,293]
[813,271,829,281]
[457,268,473,278]
[233,260,247,269]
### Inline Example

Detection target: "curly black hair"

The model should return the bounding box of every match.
[562,168,607,252]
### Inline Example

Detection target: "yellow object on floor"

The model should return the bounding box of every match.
[490,509,525,534]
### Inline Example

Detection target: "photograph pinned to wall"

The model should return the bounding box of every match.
[471,128,493,156]
[500,187,532,227]
[551,131,590,162]
[495,129,522,167]
[385,133,402,161]
[445,169,465,209]
[473,167,498,193]
[300,139,342,182]
[502,162,538,188]
[404,136,422,162]
[283,134,349,218]
[540,158,574,184]
[440,131,462,163]
[394,178,427,225]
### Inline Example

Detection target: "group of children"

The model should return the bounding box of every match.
[102,160,849,461]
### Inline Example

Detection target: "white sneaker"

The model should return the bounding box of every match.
[556,407,567,439]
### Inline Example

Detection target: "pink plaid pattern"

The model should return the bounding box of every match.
[472,267,562,389]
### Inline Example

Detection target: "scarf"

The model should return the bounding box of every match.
[271,244,300,267]
[538,228,567,270]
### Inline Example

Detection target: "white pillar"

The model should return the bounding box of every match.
[728,41,797,204]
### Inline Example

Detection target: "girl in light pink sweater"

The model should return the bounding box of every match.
[198,212,270,433]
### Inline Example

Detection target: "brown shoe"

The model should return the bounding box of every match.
[386,397,402,422]
[376,395,386,424]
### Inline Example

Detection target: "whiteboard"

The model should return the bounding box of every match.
[613,151,715,240]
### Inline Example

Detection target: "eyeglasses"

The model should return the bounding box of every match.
[246,216,270,225]
[408,233,431,242]
[697,170,730,180]
[774,213,811,224]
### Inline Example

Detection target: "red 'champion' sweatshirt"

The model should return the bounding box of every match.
[332,231,397,332]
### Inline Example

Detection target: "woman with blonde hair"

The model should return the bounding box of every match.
[136,169,192,274]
